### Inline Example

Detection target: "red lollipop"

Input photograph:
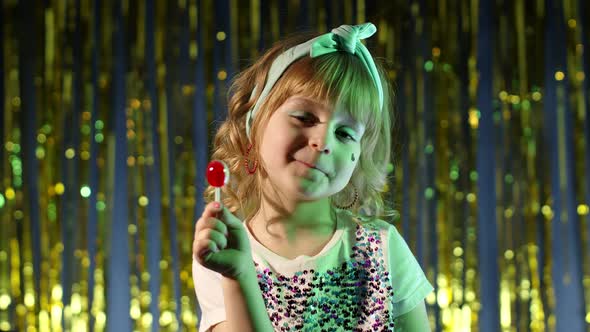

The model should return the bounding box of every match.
[206,160,230,202]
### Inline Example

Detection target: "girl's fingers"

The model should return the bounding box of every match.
[207,229,228,251]
[194,228,227,254]
[195,216,228,237]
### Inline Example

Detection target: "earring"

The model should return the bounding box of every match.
[332,183,359,210]
[244,142,258,174]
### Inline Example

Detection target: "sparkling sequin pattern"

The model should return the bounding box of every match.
[254,223,396,331]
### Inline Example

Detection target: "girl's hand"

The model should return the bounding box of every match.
[193,202,254,279]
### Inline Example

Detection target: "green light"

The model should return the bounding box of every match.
[470,171,478,182]
[504,174,514,184]
[524,127,532,137]
[424,144,434,154]
[450,170,459,181]
[48,203,57,221]
[493,111,502,122]
[80,186,91,198]
[81,124,91,135]
[425,187,434,199]
[0,194,5,208]
[95,120,104,130]
[424,61,434,72]
[42,124,52,134]
[12,144,21,153]
[36,146,46,159]
[96,201,106,211]
[443,64,452,72]
[522,100,531,110]
[95,133,104,143]
[386,163,394,174]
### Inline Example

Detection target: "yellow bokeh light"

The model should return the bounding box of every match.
[577,204,589,215]
[160,310,174,326]
[5,188,16,200]
[130,304,141,320]
[0,294,11,310]
[554,71,565,81]
[567,19,576,28]
[541,205,553,218]
[130,98,141,109]
[37,133,47,143]
[141,313,153,328]
[426,291,436,305]
[432,47,440,57]
[52,285,63,301]
[24,293,35,307]
[95,312,106,326]
[138,196,149,207]
[498,91,508,101]
[504,250,514,260]
[71,293,81,314]
[532,91,542,101]
[216,31,226,41]
[437,288,450,308]
[217,70,227,80]
[55,183,65,195]
[128,224,137,235]
[468,108,479,128]
[65,148,76,159]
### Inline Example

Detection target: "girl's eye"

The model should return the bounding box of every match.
[338,131,356,142]
[293,115,315,124]
[292,116,356,142]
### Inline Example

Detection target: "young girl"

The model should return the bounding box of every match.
[192,23,433,331]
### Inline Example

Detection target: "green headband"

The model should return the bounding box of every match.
[245,22,383,140]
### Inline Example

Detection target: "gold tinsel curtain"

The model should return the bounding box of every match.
[1,0,589,331]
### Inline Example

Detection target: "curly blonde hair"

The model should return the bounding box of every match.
[204,30,399,228]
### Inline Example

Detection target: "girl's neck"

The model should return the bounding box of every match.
[248,197,337,241]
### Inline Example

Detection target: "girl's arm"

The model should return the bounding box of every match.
[221,268,275,332]
[394,300,431,332]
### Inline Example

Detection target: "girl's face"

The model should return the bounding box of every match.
[258,95,365,201]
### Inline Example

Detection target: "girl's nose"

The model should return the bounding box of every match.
[311,142,330,154]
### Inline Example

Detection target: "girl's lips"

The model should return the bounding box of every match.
[299,161,315,168]
[297,160,328,177]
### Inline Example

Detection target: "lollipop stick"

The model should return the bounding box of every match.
[215,187,220,203]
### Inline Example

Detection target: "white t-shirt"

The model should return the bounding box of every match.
[192,208,434,331]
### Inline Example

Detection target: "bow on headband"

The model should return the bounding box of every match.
[246,23,383,140]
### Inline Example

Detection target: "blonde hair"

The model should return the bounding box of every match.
[204,30,399,228]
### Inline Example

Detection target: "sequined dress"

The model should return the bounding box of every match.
[193,209,433,332]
